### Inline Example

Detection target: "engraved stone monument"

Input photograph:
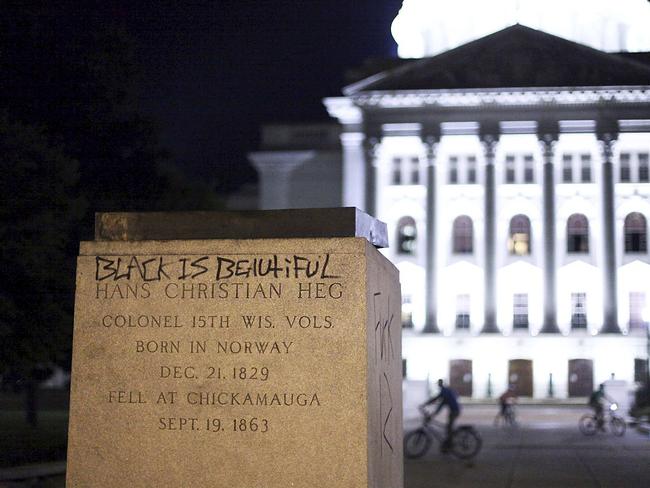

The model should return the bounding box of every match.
[66,208,403,487]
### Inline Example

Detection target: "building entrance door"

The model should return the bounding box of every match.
[508,359,533,397]
[449,359,473,397]
[568,359,593,397]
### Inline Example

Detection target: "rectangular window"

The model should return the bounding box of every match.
[580,154,592,182]
[523,155,534,183]
[639,153,649,182]
[455,294,470,330]
[448,156,458,184]
[635,358,649,383]
[513,293,529,329]
[466,156,477,184]
[505,155,516,183]
[629,292,646,330]
[392,157,402,185]
[562,154,573,183]
[620,153,631,182]
[410,157,420,185]
[571,292,587,329]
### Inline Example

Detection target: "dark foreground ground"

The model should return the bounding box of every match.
[1,404,649,487]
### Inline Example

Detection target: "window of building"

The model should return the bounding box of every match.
[410,157,420,184]
[635,358,649,383]
[508,215,531,255]
[571,292,587,328]
[629,292,646,330]
[455,294,470,329]
[505,155,516,183]
[452,215,473,254]
[523,155,534,183]
[620,153,631,182]
[562,154,573,183]
[467,156,477,184]
[392,157,402,185]
[402,294,414,328]
[567,214,589,253]
[513,293,529,329]
[580,154,592,182]
[639,153,649,182]
[396,217,417,255]
[448,156,458,183]
[624,212,647,253]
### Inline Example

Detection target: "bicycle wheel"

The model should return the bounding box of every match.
[579,414,597,435]
[404,428,432,459]
[450,426,482,460]
[610,416,626,437]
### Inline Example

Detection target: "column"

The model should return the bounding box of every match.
[538,132,560,333]
[423,135,440,333]
[598,130,620,333]
[363,136,379,216]
[481,133,499,333]
[340,133,366,210]
[248,151,315,209]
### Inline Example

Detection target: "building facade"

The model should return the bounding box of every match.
[250,25,650,399]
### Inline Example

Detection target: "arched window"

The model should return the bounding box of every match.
[567,214,589,253]
[452,216,473,254]
[624,212,647,253]
[396,217,417,255]
[508,215,531,256]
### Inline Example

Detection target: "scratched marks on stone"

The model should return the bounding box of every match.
[372,291,396,457]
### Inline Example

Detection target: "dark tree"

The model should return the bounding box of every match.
[0,116,85,425]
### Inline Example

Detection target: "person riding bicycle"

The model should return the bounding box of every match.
[420,379,461,451]
[498,385,517,420]
[588,383,613,430]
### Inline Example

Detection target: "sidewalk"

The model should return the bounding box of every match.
[404,405,650,488]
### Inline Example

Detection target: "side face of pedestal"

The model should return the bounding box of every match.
[365,242,403,488]
[66,237,401,488]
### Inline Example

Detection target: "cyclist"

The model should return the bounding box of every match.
[420,379,461,451]
[498,385,517,423]
[588,383,613,430]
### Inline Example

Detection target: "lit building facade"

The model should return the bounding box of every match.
[249,25,650,399]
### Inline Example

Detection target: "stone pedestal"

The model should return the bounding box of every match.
[66,209,403,488]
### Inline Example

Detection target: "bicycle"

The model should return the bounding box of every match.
[404,413,482,460]
[494,400,517,428]
[579,402,626,436]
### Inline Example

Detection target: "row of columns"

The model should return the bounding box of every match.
[350,123,622,334]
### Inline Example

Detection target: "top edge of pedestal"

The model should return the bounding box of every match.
[94,208,388,248]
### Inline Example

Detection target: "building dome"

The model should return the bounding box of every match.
[392,0,650,58]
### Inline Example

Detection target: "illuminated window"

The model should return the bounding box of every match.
[629,292,646,330]
[513,293,529,329]
[392,157,402,185]
[508,215,531,255]
[523,155,534,183]
[639,153,649,182]
[571,292,587,329]
[562,154,573,183]
[448,156,458,184]
[455,294,470,330]
[505,155,516,183]
[452,215,473,254]
[396,216,417,255]
[580,154,592,182]
[567,214,589,253]
[620,153,631,182]
[624,212,647,253]
[402,294,414,328]
[410,157,420,184]
[467,156,477,184]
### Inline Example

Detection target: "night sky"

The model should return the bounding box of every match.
[106,1,403,189]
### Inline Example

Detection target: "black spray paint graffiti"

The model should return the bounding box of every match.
[373,291,395,456]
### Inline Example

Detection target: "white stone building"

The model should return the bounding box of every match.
[249,24,650,399]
